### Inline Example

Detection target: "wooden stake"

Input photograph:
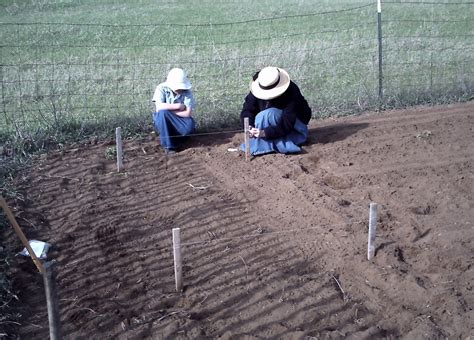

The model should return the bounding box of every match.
[367,202,378,261]
[244,117,250,161]
[116,127,123,172]
[42,262,61,340]
[172,228,183,292]
[0,197,45,273]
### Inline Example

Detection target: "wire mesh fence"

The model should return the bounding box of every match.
[382,1,474,107]
[0,1,473,143]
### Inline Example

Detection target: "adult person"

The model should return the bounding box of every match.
[240,66,312,156]
[152,68,196,154]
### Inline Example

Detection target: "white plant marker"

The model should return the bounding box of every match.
[116,127,123,172]
[368,202,378,261]
[172,228,183,292]
[244,117,250,161]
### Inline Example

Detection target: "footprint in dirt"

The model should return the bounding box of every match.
[89,160,107,175]
[96,225,117,241]
[68,308,90,328]
[409,204,436,215]
[323,175,352,189]
[394,246,406,263]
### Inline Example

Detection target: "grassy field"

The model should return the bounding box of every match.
[0,0,473,143]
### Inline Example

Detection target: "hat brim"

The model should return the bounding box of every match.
[251,68,290,100]
[167,81,192,91]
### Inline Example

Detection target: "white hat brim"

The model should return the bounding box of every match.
[167,80,192,91]
[251,68,290,100]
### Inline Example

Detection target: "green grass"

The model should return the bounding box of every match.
[1,0,471,145]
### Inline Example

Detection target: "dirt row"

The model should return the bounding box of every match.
[2,102,473,339]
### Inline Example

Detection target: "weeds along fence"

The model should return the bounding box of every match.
[0,1,473,145]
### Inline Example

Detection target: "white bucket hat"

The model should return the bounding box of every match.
[166,68,192,91]
[251,66,290,100]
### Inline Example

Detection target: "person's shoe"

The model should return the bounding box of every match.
[165,148,176,155]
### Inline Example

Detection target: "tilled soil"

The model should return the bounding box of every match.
[3,102,473,339]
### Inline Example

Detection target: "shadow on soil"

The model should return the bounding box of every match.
[308,123,369,144]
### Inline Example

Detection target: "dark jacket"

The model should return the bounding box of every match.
[240,81,312,139]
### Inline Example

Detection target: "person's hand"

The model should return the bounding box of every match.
[249,127,265,138]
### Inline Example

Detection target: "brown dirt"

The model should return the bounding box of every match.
[3,102,473,339]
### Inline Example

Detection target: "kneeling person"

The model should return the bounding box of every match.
[240,66,312,156]
[152,68,196,154]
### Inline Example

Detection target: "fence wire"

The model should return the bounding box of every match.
[0,1,473,143]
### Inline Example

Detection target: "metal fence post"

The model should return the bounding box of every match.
[377,0,383,108]
[43,261,62,340]
[1,63,7,127]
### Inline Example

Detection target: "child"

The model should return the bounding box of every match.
[152,68,196,154]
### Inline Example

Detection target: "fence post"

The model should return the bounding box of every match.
[43,261,62,340]
[1,65,7,126]
[377,0,383,108]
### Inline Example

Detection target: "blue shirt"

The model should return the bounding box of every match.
[152,83,195,112]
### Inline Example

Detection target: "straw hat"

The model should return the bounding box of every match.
[166,68,192,91]
[251,66,290,100]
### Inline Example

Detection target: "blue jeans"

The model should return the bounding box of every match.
[152,110,195,150]
[241,108,308,155]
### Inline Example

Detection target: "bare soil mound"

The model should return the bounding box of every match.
[3,102,473,339]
